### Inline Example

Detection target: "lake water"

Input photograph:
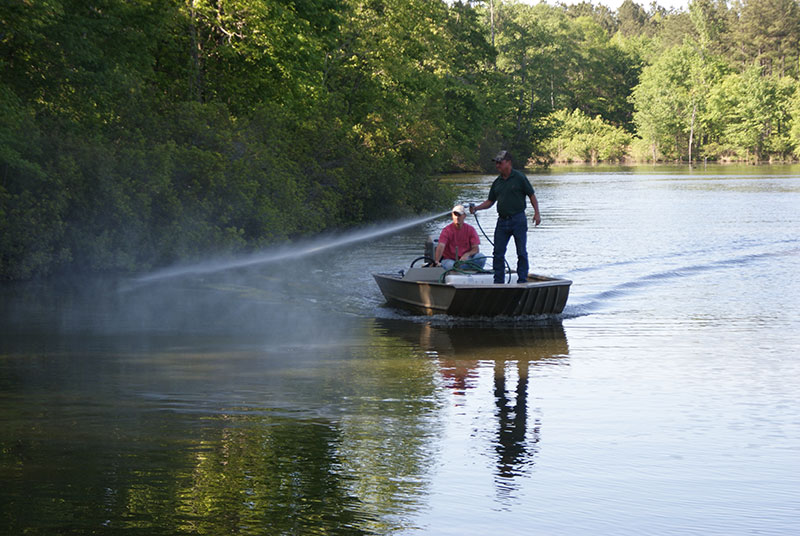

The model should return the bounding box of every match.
[2,165,799,535]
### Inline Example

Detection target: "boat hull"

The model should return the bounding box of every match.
[373,270,571,317]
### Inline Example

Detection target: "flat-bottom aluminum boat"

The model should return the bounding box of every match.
[373,265,572,317]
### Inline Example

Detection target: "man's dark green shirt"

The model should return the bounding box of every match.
[488,169,535,218]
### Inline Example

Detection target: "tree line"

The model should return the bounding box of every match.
[2,0,799,279]
[499,0,800,164]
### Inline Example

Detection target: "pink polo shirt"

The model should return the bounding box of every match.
[438,223,480,260]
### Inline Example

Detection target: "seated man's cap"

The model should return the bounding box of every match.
[452,204,466,215]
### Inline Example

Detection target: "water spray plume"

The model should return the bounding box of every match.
[135,210,451,283]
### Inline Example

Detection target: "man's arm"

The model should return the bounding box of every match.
[434,241,446,265]
[460,244,479,260]
[529,193,541,226]
[461,227,481,260]
[470,200,494,213]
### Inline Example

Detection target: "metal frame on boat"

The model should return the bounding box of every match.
[373,265,571,317]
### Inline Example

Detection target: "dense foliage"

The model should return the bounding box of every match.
[2,0,800,279]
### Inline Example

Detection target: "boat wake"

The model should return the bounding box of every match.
[563,239,800,314]
[563,237,800,276]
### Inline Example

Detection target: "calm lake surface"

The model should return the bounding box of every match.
[2,165,799,535]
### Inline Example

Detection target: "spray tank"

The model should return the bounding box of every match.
[424,235,438,263]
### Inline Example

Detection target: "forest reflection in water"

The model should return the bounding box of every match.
[0,273,570,534]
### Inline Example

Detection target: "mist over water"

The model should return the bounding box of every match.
[134,210,450,284]
[1,210,452,354]
[2,166,800,535]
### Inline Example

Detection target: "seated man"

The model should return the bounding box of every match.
[434,205,487,270]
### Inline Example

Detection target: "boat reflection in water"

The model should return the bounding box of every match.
[374,318,569,496]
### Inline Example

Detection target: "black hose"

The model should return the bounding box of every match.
[410,256,435,268]
[438,259,492,283]
[472,209,493,247]
[470,207,512,284]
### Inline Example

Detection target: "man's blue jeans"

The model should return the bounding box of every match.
[441,253,487,271]
[492,212,528,284]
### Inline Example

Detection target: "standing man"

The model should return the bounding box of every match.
[469,150,540,284]
[434,205,487,270]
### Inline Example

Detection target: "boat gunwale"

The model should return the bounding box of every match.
[373,272,572,289]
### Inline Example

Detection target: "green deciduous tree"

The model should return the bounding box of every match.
[563,1,619,34]
[490,2,640,164]
[631,43,724,161]
[618,0,650,36]
[0,84,71,278]
[689,0,730,56]
[706,65,795,160]
[565,16,642,130]
[546,108,633,163]
[179,0,342,111]
[788,83,800,157]
[491,2,555,163]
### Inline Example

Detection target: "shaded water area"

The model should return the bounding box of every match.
[2,165,800,535]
